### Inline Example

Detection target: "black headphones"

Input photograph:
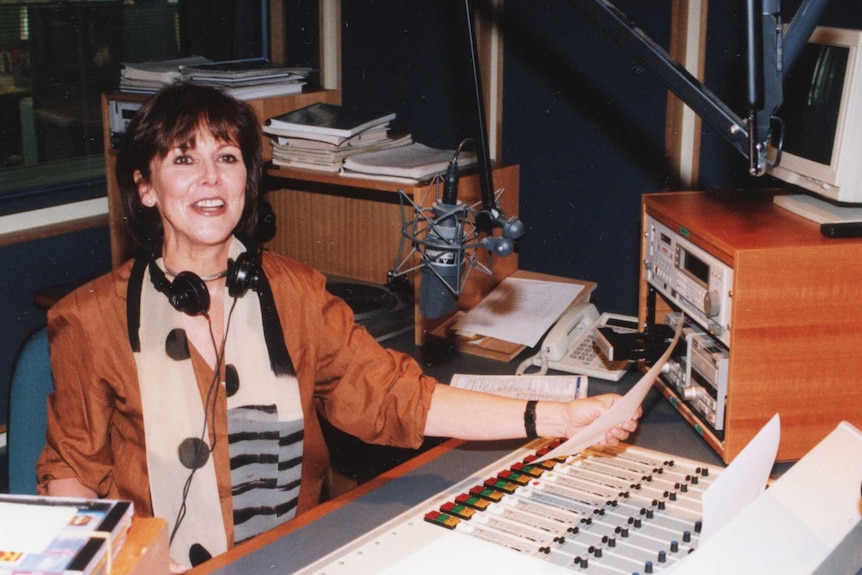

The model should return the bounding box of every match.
[149,242,262,316]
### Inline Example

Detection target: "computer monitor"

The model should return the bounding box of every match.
[767,26,862,204]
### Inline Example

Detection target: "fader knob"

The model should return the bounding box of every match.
[704,290,720,317]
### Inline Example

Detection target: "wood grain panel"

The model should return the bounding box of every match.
[265,185,403,284]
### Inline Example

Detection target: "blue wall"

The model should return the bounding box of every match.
[502,1,670,314]
[340,1,670,314]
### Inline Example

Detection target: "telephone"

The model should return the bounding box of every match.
[516,302,639,381]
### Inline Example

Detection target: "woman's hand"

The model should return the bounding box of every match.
[557,393,642,445]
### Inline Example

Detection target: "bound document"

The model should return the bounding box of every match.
[0,494,134,575]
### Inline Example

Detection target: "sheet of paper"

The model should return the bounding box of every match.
[452,278,584,347]
[699,413,780,543]
[532,319,683,463]
[450,373,588,401]
[0,501,78,553]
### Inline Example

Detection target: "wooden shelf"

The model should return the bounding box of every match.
[639,190,862,462]
[266,165,436,194]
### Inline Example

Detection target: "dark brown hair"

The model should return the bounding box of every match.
[116,83,263,257]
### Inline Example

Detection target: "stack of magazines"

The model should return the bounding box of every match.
[179,59,311,100]
[120,57,311,100]
[0,494,134,575]
[119,56,209,94]
[264,102,412,172]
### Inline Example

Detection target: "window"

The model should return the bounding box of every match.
[0,0,268,208]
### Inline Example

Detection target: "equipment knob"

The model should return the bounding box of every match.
[683,386,698,401]
[704,290,721,317]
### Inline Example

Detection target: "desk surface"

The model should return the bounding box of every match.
[187,329,745,574]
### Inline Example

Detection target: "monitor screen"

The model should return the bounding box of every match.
[781,42,848,166]
[767,27,862,204]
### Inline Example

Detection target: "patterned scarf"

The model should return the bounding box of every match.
[131,238,303,567]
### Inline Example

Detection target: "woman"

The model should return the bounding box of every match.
[36,83,640,571]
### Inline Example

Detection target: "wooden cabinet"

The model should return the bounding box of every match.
[640,190,862,462]
[264,164,520,344]
[100,90,340,265]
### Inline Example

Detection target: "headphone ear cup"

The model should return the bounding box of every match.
[170,271,210,316]
[227,251,260,298]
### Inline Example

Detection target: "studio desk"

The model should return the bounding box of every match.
[186,329,741,575]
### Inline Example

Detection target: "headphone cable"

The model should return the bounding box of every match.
[170,296,239,546]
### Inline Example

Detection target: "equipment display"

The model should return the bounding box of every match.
[658,313,729,434]
[644,216,733,347]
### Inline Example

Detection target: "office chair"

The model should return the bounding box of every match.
[7,326,53,494]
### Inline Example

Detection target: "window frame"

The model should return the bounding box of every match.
[1,0,331,236]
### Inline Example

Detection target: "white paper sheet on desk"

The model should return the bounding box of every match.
[450,373,588,401]
[532,318,683,464]
[452,277,584,347]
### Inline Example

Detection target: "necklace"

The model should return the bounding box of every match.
[165,266,229,282]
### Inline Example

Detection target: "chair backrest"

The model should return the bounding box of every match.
[8,326,53,495]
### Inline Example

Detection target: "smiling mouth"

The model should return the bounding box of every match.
[193,198,225,211]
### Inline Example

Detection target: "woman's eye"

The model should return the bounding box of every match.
[173,154,193,165]
[219,153,239,164]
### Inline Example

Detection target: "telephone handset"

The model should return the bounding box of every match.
[516,302,639,381]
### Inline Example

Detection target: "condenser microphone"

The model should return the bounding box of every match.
[419,159,466,318]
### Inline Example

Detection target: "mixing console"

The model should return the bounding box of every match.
[296,439,721,574]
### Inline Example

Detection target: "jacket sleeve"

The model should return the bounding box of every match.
[36,268,137,498]
[266,254,438,449]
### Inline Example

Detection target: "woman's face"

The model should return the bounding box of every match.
[136,128,247,257]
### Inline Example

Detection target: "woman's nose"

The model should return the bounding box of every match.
[199,158,220,185]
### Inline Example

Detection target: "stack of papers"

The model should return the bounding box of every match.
[179,59,310,100]
[120,56,210,94]
[264,102,413,172]
[341,142,477,183]
[119,57,311,100]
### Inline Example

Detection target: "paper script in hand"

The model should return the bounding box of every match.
[532,318,683,463]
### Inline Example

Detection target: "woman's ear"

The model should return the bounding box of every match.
[135,170,156,208]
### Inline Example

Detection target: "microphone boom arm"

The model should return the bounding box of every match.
[465,0,525,239]
[574,0,830,176]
